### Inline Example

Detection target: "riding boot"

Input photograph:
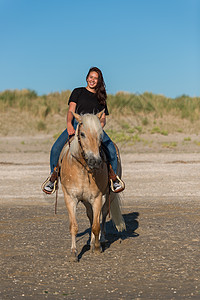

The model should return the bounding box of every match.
[109,164,117,181]
[109,164,125,193]
[50,167,59,183]
[42,167,59,194]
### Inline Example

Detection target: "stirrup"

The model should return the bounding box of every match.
[41,176,58,195]
[110,175,125,193]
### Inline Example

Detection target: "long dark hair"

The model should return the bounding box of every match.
[86,67,107,105]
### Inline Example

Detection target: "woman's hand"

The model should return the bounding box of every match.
[67,123,75,136]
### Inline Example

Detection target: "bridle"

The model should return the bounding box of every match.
[70,122,92,173]
[77,122,87,162]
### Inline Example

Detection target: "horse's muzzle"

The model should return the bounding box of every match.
[87,155,102,170]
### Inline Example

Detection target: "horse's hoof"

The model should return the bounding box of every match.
[94,246,102,254]
[70,255,78,262]
[69,251,78,262]
[100,241,106,247]
[100,238,108,246]
[100,236,106,245]
[90,244,94,253]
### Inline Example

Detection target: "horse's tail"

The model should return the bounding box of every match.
[110,193,126,232]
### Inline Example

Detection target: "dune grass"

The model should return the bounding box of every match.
[0,89,71,118]
[1,89,200,121]
[1,89,200,139]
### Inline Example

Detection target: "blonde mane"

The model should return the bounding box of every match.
[69,114,103,156]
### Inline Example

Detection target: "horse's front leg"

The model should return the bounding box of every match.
[91,195,102,253]
[100,194,109,244]
[63,190,78,262]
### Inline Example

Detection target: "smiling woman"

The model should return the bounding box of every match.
[42,67,125,194]
[87,71,98,90]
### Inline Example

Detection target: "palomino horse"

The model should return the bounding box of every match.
[60,110,126,261]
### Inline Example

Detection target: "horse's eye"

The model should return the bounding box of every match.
[80,132,85,138]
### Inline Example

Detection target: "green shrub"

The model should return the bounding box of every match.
[162,142,177,148]
[194,141,200,146]
[151,127,160,134]
[134,126,142,133]
[37,121,46,131]
[184,137,191,142]
[142,117,149,126]
[120,121,130,130]
[160,130,168,136]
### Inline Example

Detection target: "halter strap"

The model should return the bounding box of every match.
[70,122,92,174]
[77,122,85,159]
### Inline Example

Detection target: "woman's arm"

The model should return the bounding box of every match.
[100,112,106,128]
[67,102,77,135]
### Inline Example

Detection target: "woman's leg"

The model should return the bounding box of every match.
[43,119,79,194]
[50,128,69,173]
[50,119,78,173]
[102,130,118,174]
[102,131,125,193]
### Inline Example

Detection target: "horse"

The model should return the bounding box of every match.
[59,110,126,261]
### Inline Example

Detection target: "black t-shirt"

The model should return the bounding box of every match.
[68,87,109,115]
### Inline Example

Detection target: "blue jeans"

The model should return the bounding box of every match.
[50,119,118,174]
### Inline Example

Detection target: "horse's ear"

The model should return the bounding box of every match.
[71,111,82,123]
[97,109,105,120]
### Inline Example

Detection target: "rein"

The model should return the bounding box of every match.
[77,122,87,163]
[71,122,92,174]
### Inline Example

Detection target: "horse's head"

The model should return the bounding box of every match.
[70,110,104,170]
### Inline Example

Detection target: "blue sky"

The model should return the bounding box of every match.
[0,0,199,98]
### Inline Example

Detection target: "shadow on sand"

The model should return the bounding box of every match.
[77,211,139,260]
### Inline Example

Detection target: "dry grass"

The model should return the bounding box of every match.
[1,89,200,142]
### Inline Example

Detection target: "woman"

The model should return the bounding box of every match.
[42,67,124,193]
